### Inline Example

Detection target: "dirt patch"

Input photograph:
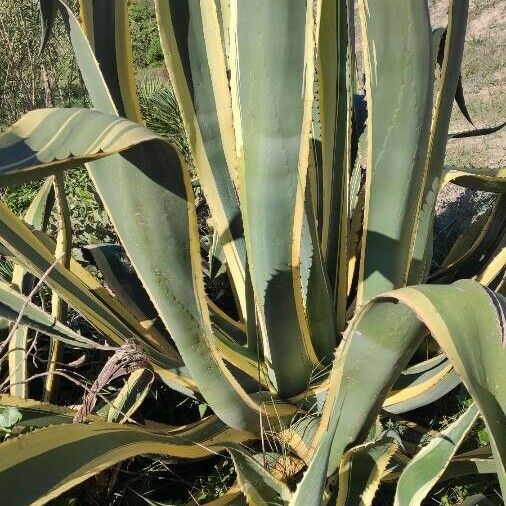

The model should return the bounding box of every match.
[430,0,505,169]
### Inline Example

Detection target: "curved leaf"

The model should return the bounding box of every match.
[430,195,505,283]
[0,419,250,505]
[79,0,142,122]
[336,434,399,506]
[38,0,58,52]
[225,443,291,506]
[36,3,268,433]
[441,166,506,193]
[394,402,479,506]
[384,357,461,414]
[302,280,504,497]
[0,108,159,185]
[448,120,506,139]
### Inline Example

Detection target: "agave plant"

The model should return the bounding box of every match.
[0,0,504,504]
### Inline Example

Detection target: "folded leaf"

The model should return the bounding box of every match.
[442,166,506,193]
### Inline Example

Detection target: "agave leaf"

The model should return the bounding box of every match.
[441,166,506,193]
[36,3,267,433]
[0,108,160,185]
[302,280,504,497]
[454,75,475,127]
[0,394,103,427]
[212,331,271,392]
[95,368,153,423]
[82,244,168,342]
[384,446,496,484]
[16,178,55,232]
[441,456,496,483]
[44,174,72,402]
[208,228,228,282]
[0,201,166,351]
[0,281,110,350]
[441,212,490,269]
[432,26,447,70]
[430,195,505,283]
[476,235,505,288]
[308,305,425,487]
[390,284,506,495]
[228,0,325,395]
[336,434,399,506]
[433,28,473,129]
[208,299,246,346]
[394,403,479,506]
[155,0,247,317]
[0,419,250,505]
[38,0,58,52]
[290,400,341,506]
[8,178,54,398]
[79,0,142,122]
[316,0,353,329]
[357,0,433,302]
[448,120,506,139]
[383,357,461,414]
[300,188,337,364]
[408,0,469,284]
[208,300,270,390]
[225,443,291,506]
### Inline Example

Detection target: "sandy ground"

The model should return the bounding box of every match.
[430,0,505,168]
[353,0,505,168]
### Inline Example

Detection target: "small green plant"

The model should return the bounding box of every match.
[0,406,22,435]
[138,79,191,163]
[129,0,165,69]
[0,0,504,504]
